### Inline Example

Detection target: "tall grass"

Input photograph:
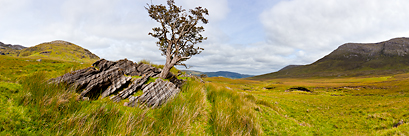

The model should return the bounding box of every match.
[5,72,252,135]
[15,72,82,135]
[1,56,264,135]
[206,83,262,135]
[150,77,208,135]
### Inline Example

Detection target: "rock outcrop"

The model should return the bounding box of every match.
[0,41,26,56]
[51,59,184,108]
[0,41,26,50]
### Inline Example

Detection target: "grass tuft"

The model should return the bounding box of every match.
[206,83,262,135]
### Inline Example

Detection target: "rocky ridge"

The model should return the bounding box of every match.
[323,37,409,60]
[0,41,26,50]
[0,41,26,55]
[52,59,184,108]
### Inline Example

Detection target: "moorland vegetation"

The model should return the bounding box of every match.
[0,55,262,135]
[1,50,409,135]
[0,2,408,132]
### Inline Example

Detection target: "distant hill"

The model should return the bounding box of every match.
[251,37,409,79]
[0,40,99,63]
[183,70,254,79]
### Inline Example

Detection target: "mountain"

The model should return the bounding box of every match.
[183,70,254,79]
[0,40,99,63]
[251,37,409,79]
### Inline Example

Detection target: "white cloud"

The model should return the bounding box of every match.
[176,41,295,75]
[0,0,235,72]
[261,0,409,63]
[181,0,229,22]
[2,0,409,75]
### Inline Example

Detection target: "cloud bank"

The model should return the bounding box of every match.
[260,0,409,64]
[1,0,409,75]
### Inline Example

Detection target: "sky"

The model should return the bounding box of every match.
[1,0,409,75]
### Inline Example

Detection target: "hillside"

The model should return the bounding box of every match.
[0,40,99,63]
[183,70,254,79]
[252,37,409,79]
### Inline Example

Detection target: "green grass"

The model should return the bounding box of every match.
[0,55,91,82]
[205,83,262,135]
[2,54,409,135]
[1,72,200,135]
[0,55,261,135]
[1,73,261,135]
[204,75,409,135]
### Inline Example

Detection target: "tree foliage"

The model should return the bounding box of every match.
[146,0,208,78]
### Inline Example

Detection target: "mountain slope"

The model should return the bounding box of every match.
[1,40,99,63]
[252,37,409,79]
[203,71,254,78]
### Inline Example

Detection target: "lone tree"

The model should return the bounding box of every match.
[146,0,208,79]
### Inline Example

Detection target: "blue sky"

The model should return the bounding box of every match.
[1,0,409,75]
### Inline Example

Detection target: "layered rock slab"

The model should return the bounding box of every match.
[126,78,180,108]
[51,59,183,107]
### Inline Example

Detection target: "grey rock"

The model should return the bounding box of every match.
[51,58,185,108]
[393,120,404,128]
[0,41,26,50]
[127,78,180,108]
[110,75,150,102]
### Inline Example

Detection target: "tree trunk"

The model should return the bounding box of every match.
[159,63,172,79]
[159,55,176,79]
